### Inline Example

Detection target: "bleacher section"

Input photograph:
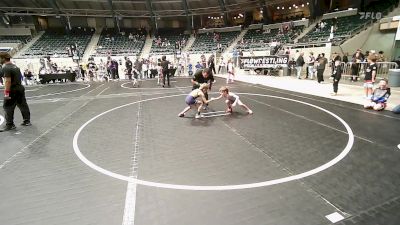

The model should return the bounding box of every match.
[238,26,304,51]
[301,15,370,43]
[94,28,145,57]
[301,1,398,44]
[19,28,93,58]
[0,35,31,44]
[150,29,189,54]
[189,31,240,54]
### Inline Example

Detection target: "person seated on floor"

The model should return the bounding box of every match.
[364,79,391,111]
[392,104,400,114]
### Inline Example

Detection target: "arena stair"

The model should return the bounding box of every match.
[13,31,45,58]
[82,27,102,61]
[223,29,248,55]
[140,35,153,58]
[294,17,323,43]
[183,34,196,52]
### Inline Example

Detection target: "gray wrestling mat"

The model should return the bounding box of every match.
[0,77,399,225]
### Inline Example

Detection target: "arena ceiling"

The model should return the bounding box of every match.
[0,0,292,18]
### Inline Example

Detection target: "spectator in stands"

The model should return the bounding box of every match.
[296,52,305,79]
[364,55,377,99]
[364,79,391,111]
[315,22,320,32]
[156,36,161,47]
[321,21,326,30]
[331,58,343,96]
[317,53,328,83]
[307,52,316,79]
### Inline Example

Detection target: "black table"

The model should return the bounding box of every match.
[39,72,76,84]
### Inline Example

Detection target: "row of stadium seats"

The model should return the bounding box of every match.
[0,35,32,44]
[301,15,369,43]
[301,0,398,43]
[19,28,94,58]
[237,26,304,51]
[93,28,145,57]
[150,29,189,55]
[188,31,240,54]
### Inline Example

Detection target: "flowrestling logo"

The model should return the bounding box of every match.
[241,56,289,68]
[359,12,382,20]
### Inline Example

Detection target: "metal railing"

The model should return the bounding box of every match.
[340,62,398,80]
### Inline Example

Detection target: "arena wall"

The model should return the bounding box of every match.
[334,21,396,59]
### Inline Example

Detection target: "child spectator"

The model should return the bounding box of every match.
[364,55,377,99]
[331,59,342,96]
[226,59,235,84]
[188,63,193,76]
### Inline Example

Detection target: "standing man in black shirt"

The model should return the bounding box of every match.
[125,57,133,80]
[0,52,31,132]
[160,56,170,87]
[191,68,215,109]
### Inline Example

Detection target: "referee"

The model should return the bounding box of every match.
[191,68,214,109]
[0,52,31,132]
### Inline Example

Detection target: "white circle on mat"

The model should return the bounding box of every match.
[73,93,355,191]
[120,82,191,90]
[27,83,91,99]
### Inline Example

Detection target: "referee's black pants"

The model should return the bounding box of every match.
[317,69,324,83]
[162,69,170,87]
[3,85,30,127]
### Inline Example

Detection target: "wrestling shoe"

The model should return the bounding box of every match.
[21,121,32,126]
[0,124,16,132]
[178,113,185,117]
[195,113,204,119]
[248,110,253,114]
